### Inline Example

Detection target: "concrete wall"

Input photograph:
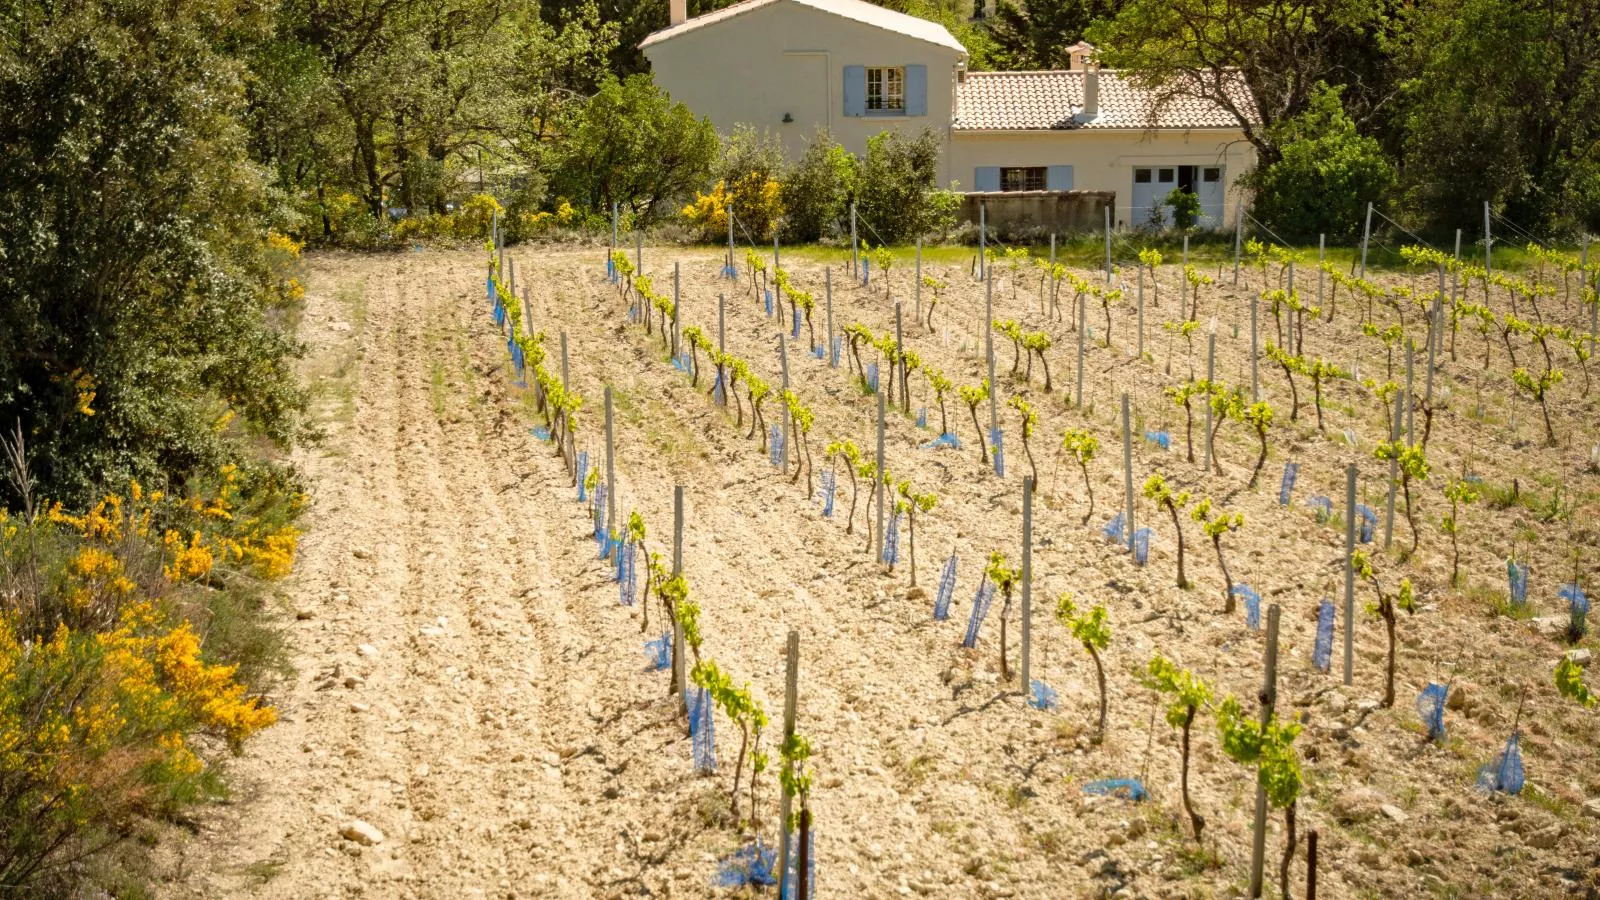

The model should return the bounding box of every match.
[949,129,1256,230]
[960,191,1112,238]
[643,2,965,184]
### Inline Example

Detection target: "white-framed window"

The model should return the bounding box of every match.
[1001,167,1047,192]
[866,67,905,113]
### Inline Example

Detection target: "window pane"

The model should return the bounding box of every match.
[866,67,904,111]
[1159,169,1175,183]
[1134,169,1152,184]
[1203,167,1221,182]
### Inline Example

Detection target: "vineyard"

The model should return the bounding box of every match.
[169,236,1597,899]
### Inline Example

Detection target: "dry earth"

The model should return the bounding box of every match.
[156,245,1600,899]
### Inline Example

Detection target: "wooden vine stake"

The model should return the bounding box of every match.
[776,629,800,891]
[1343,464,1357,686]
[560,331,570,391]
[1121,393,1135,553]
[1247,603,1282,898]
[672,485,687,712]
[1020,476,1034,690]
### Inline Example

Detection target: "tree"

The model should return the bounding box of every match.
[1143,474,1192,588]
[549,74,717,224]
[988,0,1122,70]
[1061,428,1099,524]
[782,129,856,242]
[854,129,960,243]
[1057,594,1111,742]
[1142,654,1212,839]
[1089,0,1384,167]
[1248,84,1394,240]
[0,0,307,508]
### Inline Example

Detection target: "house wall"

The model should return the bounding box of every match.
[949,129,1256,231]
[643,2,965,185]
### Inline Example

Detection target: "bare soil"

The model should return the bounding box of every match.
[157,245,1600,899]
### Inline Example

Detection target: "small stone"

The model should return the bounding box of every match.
[358,643,379,658]
[352,548,373,560]
[1324,692,1348,715]
[1379,804,1409,824]
[343,675,364,689]
[906,586,928,601]
[1581,798,1600,819]
[1332,787,1384,824]
[1524,824,1562,849]
[1567,648,1592,668]
[348,701,371,713]
[1356,699,1379,713]
[296,609,314,621]
[340,820,385,846]
[413,764,430,778]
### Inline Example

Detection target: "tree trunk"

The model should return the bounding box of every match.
[1279,802,1297,900]
[969,405,988,464]
[1166,501,1188,588]
[1382,604,1396,708]
[1215,534,1232,611]
[1089,646,1107,741]
[1079,461,1095,526]
[1181,711,1204,839]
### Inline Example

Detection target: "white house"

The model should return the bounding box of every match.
[642,0,1256,230]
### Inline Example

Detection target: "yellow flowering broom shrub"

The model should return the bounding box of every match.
[682,174,783,243]
[0,464,300,888]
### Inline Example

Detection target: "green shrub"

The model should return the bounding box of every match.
[1248,83,1393,241]
[782,129,858,242]
[854,128,960,244]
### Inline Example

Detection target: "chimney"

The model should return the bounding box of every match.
[1082,67,1099,119]
[670,0,686,26]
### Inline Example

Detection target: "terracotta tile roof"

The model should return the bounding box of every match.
[641,0,965,53]
[953,69,1251,131]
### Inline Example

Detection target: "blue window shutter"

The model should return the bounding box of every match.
[905,65,927,116]
[843,66,865,117]
[1047,165,1074,190]
[975,167,1000,192]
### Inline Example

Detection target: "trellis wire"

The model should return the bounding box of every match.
[882,513,901,565]
[716,840,778,889]
[1279,461,1299,506]
[1133,528,1152,566]
[818,469,836,517]
[963,581,995,648]
[1508,560,1529,607]
[1308,495,1333,523]
[645,633,671,671]
[1416,683,1448,742]
[1103,511,1126,543]
[1232,584,1262,630]
[1028,679,1059,711]
[769,425,785,469]
[1313,600,1335,672]
[1475,732,1524,795]
[934,555,958,620]
[1143,430,1171,450]
[1082,779,1148,802]
[1560,583,1590,638]
[690,686,717,773]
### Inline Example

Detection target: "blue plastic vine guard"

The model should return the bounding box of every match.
[715,839,778,888]
[532,426,551,442]
[917,407,927,429]
[1356,505,1377,543]
[866,363,879,394]
[1508,560,1529,606]
[1416,683,1447,742]
[818,469,836,518]
[882,514,901,565]
[919,433,961,451]
[1476,732,1524,795]
[769,426,785,469]
[1313,599,1335,672]
[1308,496,1333,523]
[1102,511,1125,544]
[861,258,870,286]
[991,428,1004,477]
[1279,461,1299,506]
[644,633,671,671]
[934,555,958,620]
[765,289,774,316]
[1132,528,1152,566]
[792,307,801,339]
[575,451,589,501]
[830,337,842,366]
[1560,583,1589,637]
[1143,430,1171,450]
[1082,779,1148,802]
[963,581,995,648]
[689,687,716,774]
[1028,679,1059,711]
[1231,584,1261,630]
